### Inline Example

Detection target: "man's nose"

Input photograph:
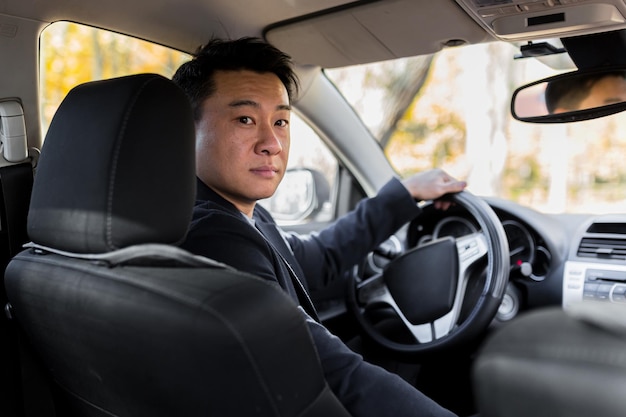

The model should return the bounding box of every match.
[256,123,283,155]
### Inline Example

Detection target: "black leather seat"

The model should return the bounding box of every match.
[4,73,350,417]
[473,302,626,417]
[0,103,36,417]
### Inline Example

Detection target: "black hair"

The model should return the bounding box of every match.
[545,71,626,113]
[545,76,594,113]
[172,37,299,120]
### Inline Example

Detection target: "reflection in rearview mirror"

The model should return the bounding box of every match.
[512,68,626,123]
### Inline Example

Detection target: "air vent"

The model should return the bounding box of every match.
[577,237,626,260]
[586,222,626,234]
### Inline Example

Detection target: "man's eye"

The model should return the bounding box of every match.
[276,119,289,127]
[238,116,252,124]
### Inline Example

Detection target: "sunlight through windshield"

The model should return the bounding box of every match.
[326,42,626,215]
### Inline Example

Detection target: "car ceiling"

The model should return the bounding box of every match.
[5,0,626,69]
[0,0,626,67]
[0,0,492,68]
[4,0,626,153]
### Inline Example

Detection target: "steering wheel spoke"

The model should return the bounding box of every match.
[404,320,434,344]
[357,273,435,343]
[428,232,490,337]
[355,273,387,305]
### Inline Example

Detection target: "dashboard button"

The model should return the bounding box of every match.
[613,285,626,295]
[612,294,626,303]
[612,285,626,303]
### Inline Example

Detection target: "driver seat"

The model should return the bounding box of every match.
[4,73,350,416]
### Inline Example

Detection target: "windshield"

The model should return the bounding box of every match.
[326,41,626,215]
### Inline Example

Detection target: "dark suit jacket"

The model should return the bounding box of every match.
[182,177,457,417]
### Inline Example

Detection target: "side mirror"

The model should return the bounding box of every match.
[511,68,626,123]
[259,168,331,224]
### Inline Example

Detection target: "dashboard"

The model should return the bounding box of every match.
[412,214,551,282]
[357,196,626,324]
[313,195,626,326]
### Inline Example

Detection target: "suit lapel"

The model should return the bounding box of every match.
[255,220,319,321]
[254,221,304,278]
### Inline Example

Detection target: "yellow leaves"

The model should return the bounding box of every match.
[40,21,190,133]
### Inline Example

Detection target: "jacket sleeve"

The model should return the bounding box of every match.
[301,308,457,417]
[287,177,421,290]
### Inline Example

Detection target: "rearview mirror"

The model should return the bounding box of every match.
[511,68,626,123]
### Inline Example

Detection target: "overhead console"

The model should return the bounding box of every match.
[456,0,626,40]
[265,0,492,68]
[266,0,626,68]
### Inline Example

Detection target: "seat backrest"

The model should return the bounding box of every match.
[473,302,626,417]
[5,73,349,417]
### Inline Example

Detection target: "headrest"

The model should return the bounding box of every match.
[473,303,626,417]
[27,74,195,253]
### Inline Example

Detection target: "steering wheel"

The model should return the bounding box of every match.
[347,191,510,355]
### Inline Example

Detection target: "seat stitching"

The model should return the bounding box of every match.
[106,75,160,250]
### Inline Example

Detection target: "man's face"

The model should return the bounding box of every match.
[195,69,291,216]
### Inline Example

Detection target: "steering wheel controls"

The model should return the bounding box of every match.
[458,238,480,263]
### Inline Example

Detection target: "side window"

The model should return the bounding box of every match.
[259,115,338,226]
[39,22,190,134]
[39,22,339,226]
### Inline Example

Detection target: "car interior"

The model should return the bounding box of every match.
[1,1,626,416]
